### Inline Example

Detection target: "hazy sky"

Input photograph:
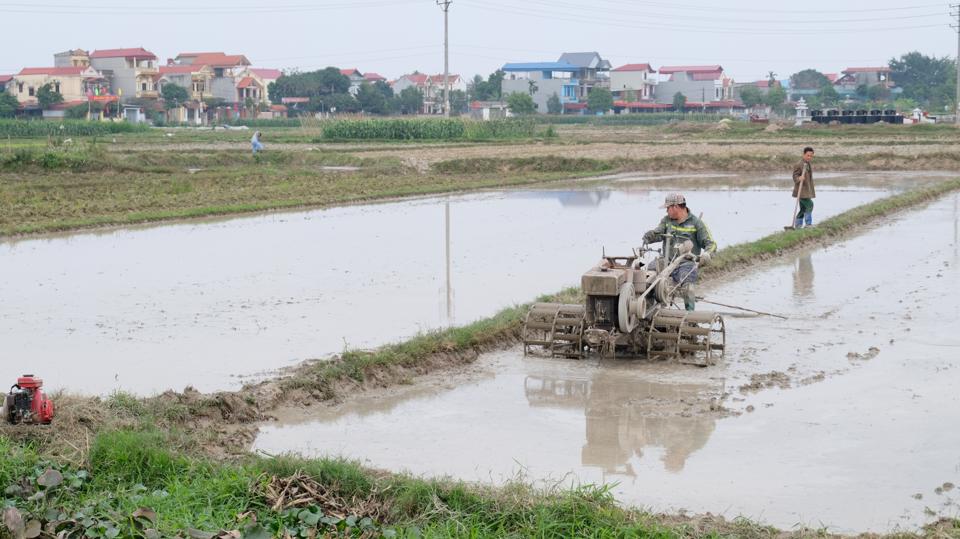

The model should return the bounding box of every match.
[0,0,955,82]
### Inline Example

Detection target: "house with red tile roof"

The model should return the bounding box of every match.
[88,47,159,102]
[363,72,386,83]
[610,63,657,101]
[392,72,465,114]
[9,66,108,106]
[171,52,265,106]
[0,74,13,94]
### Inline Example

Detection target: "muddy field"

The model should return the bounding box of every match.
[253,193,960,533]
[0,172,917,395]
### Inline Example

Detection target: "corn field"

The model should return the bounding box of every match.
[321,118,539,141]
[0,120,149,137]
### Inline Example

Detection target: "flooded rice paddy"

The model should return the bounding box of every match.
[253,192,960,533]
[0,172,937,395]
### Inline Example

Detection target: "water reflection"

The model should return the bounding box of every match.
[792,253,815,302]
[524,367,719,475]
[515,189,613,207]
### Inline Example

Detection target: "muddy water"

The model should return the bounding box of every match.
[254,193,960,533]
[0,173,916,395]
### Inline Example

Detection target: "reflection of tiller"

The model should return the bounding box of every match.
[2,375,55,425]
[522,235,725,366]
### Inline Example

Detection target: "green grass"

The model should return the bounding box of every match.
[3,429,957,538]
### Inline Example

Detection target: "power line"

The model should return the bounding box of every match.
[0,0,422,15]
[510,0,946,25]
[585,0,945,15]
[458,0,949,35]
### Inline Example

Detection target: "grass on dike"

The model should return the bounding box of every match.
[0,430,712,538]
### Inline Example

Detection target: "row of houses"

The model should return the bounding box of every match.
[500,51,896,114]
[0,45,472,119]
[0,46,898,119]
[0,47,291,120]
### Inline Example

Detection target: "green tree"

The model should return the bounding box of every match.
[36,83,63,109]
[866,84,891,102]
[817,84,840,106]
[767,71,778,85]
[672,92,687,111]
[0,92,19,117]
[739,85,764,108]
[890,52,956,109]
[765,85,787,108]
[790,69,831,90]
[587,87,613,113]
[373,80,393,100]
[161,83,189,110]
[357,82,387,114]
[468,70,505,101]
[506,92,536,115]
[546,93,562,114]
[326,93,357,113]
[269,67,351,103]
[397,86,424,114]
[449,89,468,115]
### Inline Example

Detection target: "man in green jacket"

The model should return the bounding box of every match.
[643,193,717,311]
[792,147,816,228]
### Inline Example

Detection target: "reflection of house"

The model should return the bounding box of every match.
[89,48,160,101]
[10,66,107,105]
[392,72,466,114]
[655,65,734,105]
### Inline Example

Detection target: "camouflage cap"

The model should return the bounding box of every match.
[661,192,686,208]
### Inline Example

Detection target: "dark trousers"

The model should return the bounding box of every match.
[796,198,814,225]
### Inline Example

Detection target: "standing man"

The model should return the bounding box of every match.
[792,147,816,228]
[643,193,717,311]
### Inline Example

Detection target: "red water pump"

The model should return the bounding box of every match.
[2,375,55,425]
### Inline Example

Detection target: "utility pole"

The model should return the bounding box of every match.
[953,4,960,124]
[437,0,452,117]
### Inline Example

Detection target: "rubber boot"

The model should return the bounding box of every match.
[681,284,696,311]
[794,218,803,229]
[804,213,813,228]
